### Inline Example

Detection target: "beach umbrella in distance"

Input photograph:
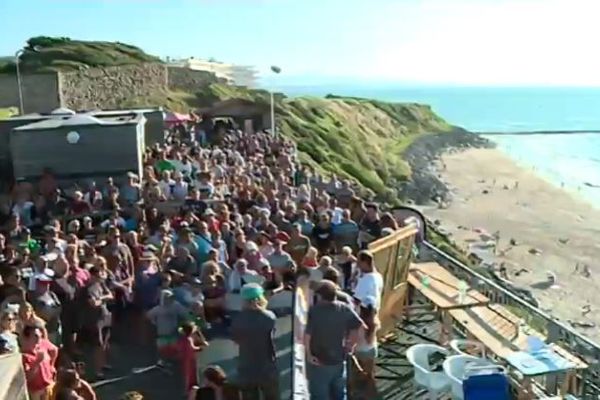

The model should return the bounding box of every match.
[271,65,281,74]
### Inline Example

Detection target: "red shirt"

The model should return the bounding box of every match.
[22,344,55,392]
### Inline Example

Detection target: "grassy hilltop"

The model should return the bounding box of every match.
[0,36,160,73]
[3,37,453,203]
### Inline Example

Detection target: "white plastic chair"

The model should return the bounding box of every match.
[443,355,499,400]
[449,339,486,357]
[406,344,452,399]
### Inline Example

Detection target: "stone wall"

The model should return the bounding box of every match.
[0,72,61,113]
[59,63,168,111]
[0,63,222,114]
[166,66,221,92]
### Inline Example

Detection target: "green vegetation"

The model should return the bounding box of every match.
[1,35,453,203]
[0,36,161,73]
[143,83,452,203]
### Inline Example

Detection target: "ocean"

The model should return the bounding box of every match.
[277,85,600,206]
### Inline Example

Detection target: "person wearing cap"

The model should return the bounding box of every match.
[353,250,383,311]
[30,269,62,346]
[355,295,381,396]
[146,289,188,366]
[267,233,295,276]
[231,283,279,400]
[304,280,365,400]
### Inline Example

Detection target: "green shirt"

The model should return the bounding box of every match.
[155,159,176,173]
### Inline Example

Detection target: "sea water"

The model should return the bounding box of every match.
[276,85,600,206]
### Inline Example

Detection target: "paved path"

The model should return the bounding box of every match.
[94,303,293,399]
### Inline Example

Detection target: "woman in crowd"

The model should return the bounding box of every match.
[200,262,227,322]
[355,296,381,397]
[18,302,47,338]
[0,309,19,353]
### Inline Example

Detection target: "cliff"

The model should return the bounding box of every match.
[1,36,459,204]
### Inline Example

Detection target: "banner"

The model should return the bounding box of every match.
[0,353,29,400]
[292,286,310,400]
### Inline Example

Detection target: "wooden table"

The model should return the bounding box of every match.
[407,262,490,343]
[449,304,588,399]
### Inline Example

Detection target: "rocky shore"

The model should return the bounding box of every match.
[400,129,493,204]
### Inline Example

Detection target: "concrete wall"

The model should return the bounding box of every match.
[166,66,221,92]
[0,72,61,113]
[59,63,168,111]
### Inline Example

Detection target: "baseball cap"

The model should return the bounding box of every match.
[240,283,264,301]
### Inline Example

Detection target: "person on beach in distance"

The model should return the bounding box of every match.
[305,280,365,400]
[230,283,279,400]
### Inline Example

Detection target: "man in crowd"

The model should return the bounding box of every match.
[353,250,384,310]
[231,283,279,400]
[305,280,365,400]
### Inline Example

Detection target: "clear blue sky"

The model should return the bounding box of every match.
[2,0,600,86]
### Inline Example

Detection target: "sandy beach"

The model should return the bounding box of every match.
[420,148,600,342]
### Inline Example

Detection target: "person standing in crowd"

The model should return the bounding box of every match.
[305,281,365,400]
[231,283,279,400]
[358,203,382,249]
[21,325,56,400]
[0,309,19,353]
[353,250,384,310]
[81,266,113,379]
[146,289,188,366]
[354,295,381,397]
[285,223,311,266]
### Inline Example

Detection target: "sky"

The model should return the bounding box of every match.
[2,0,600,86]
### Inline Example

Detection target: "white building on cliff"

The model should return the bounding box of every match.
[167,57,258,87]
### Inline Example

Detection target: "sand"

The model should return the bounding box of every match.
[419,148,600,342]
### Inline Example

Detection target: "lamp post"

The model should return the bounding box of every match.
[14,49,25,115]
[270,65,281,136]
[14,46,41,115]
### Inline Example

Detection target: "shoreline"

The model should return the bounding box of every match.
[416,146,600,341]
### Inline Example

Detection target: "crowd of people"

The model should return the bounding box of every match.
[0,120,399,400]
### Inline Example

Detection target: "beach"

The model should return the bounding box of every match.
[420,148,600,341]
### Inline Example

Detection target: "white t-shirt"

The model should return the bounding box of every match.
[354,271,384,309]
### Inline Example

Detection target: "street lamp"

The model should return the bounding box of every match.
[14,46,41,115]
[14,49,25,115]
[270,65,281,136]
